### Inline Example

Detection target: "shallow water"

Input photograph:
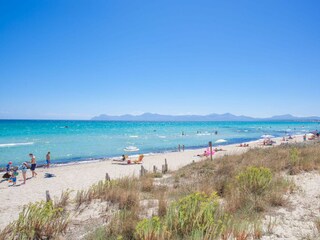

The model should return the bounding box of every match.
[0,120,319,167]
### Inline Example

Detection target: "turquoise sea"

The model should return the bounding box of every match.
[0,120,319,167]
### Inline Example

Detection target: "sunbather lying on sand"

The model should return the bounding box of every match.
[113,154,144,164]
[214,148,225,152]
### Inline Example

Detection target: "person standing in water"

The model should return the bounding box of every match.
[29,153,37,177]
[46,152,51,168]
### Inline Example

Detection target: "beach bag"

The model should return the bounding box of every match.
[2,173,11,179]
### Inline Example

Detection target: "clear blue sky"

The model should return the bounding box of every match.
[0,0,319,119]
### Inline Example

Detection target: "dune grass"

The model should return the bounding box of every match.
[0,200,69,240]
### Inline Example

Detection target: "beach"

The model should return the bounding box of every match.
[0,135,305,230]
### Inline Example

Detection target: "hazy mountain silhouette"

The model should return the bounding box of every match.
[92,113,320,121]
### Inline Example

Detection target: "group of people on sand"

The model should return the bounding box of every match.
[263,138,275,146]
[239,143,249,147]
[303,133,320,141]
[2,152,51,186]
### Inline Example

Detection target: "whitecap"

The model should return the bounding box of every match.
[196,132,211,136]
[129,135,139,138]
[0,142,34,148]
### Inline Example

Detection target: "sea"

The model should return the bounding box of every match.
[0,120,319,167]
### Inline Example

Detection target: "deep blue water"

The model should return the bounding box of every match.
[0,120,319,167]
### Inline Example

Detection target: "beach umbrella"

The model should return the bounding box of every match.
[261,134,274,138]
[215,139,227,143]
[311,130,318,135]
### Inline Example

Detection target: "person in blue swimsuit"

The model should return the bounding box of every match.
[6,161,12,174]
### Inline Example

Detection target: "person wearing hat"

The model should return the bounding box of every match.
[6,161,12,174]
[2,162,13,180]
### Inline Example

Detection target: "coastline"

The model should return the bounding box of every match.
[0,135,282,172]
[0,135,307,230]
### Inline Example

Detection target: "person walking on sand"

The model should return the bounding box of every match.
[29,153,37,177]
[46,152,51,168]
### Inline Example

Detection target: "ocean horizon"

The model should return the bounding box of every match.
[0,120,319,167]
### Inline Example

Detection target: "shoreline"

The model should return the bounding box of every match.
[0,134,310,230]
[0,135,278,172]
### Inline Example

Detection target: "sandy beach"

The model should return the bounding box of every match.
[0,135,305,230]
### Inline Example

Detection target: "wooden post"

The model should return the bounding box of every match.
[46,190,51,202]
[209,141,213,161]
[140,166,143,177]
[105,173,111,181]
[140,165,146,177]
[153,165,157,174]
[162,165,166,174]
[164,159,168,172]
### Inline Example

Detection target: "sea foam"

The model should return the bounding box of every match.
[0,142,34,148]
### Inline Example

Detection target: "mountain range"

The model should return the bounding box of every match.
[91,113,320,121]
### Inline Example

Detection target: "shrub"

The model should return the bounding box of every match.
[135,192,232,239]
[158,195,167,217]
[236,167,272,196]
[135,216,164,240]
[108,209,140,240]
[141,176,154,192]
[228,167,273,213]
[0,201,69,239]
[289,148,300,174]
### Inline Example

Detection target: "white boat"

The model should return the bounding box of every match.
[215,139,227,143]
[124,146,140,152]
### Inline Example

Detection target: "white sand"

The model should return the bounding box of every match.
[0,135,305,230]
[262,172,320,239]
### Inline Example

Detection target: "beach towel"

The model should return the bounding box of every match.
[44,173,56,178]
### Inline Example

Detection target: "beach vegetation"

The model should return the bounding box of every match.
[85,226,108,240]
[140,175,154,192]
[54,189,72,209]
[75,177,140,210]
[107,209,140,240]
[0,200,69,240]
[157,194,167,217]
[3,142,320,239]
[135,192,232,240]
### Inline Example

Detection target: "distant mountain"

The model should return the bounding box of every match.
[265,114,320,121]
[91,113,320,121]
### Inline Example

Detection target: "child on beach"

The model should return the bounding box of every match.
[9,169,18,186]
[19,162,28,184]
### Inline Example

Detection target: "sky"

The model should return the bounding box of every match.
[0,0,319,119]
